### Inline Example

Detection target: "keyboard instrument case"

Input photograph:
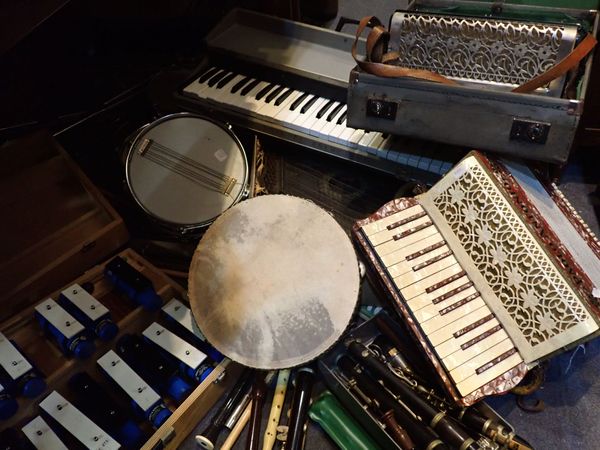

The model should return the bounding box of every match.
[347,1,599,164]
[0,132,242,449]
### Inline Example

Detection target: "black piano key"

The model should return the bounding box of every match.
[216,72,237,89]
[256,83,276,101]
[231,76,252,93]
[290,93,309,111]
[274,89,293,106]
[240,79,260,96]
[300,95,318,113]
[265,86,285,103]
[316,100,334,119]
[198,67,219,84]
[207,70,227,87]
[326,103,344,122]
[336,111,347,125]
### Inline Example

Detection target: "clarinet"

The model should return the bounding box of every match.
[286,367,315,450]
[457,408,533,450]
[196,368,254,450]
[348,341,480,450]
[246,371,268,450]
[337,355,446,450]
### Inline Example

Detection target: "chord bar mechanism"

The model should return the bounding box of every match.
[138,138,237,196]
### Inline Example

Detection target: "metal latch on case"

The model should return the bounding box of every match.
[510,118,550,144]
[366,99,397,120]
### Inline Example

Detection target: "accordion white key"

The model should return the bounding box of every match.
[353,151,600,405]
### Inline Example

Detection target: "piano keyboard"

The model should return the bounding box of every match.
[181,66,456,181]
[359,203,525,397]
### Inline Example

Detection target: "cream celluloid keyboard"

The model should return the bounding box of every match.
[359,202,524,397]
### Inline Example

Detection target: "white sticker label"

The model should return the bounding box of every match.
[35,299,85,339]
[162,298,205,340]
[61,284,109,322]
[143,322,206,369]
[97,350,161,412]
[214,148,228,162]
[0,331,33,380]
[40,392,120,450]
[22,416,69,450]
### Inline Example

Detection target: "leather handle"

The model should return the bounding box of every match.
[512,33,597,93]
[353,15,597,93]
[351,16,458,85]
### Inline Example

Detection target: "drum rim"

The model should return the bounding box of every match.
[125,112,249,233]
[188,194,362,369]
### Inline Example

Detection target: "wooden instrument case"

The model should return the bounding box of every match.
[0,132,242,449]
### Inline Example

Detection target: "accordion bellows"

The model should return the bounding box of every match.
[353,151,600,405]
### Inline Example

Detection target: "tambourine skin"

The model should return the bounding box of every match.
[125,113,248,234]
[188,195,361,370]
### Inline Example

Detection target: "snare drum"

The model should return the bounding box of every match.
[125,113,248,235]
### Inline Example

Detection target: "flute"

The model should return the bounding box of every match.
[337,355,446,450]
[348,341,479,450]
[263,369,290,450]
[196,368,254,450]
[286,367,315,450]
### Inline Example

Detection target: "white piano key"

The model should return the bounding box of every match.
[259,89,302,121]
[455,351,523,396]
[287,96,326,131]
[370,213,431,247]
[410,286,478,322]
[309,101,339,137]
[297,98,330,131]
[366,133,387,156]
[427,305,492,347]
[237,81,272,112]
[273,91,307,122]
[380,229,442,267]
[435,316,501,359]
[347,129,366,147]
[443,326,510,372]
[397,263,464,300]
[361,204,424,237]
[315,104,345,139]
[327,115,350,143]
[449,338,515,384]
[183,66,218,97]
[374,221,436,257]
[207,74,247,103]
[406,275,472,312]
[335,126,358,145]
[358,132,381,154]
[420,296,486,335]
[394,252,458,290]
[386,244,451,279]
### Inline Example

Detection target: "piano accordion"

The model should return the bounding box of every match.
[353,151,600,406]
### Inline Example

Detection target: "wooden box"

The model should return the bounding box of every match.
[0,248,242,449]
[0,131,129,322]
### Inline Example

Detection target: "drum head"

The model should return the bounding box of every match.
[126,114,247,230]
[188,195,360,369]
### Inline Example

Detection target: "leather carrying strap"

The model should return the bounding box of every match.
[353,15,597,94]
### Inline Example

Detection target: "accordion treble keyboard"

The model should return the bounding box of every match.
[359,203,525,397]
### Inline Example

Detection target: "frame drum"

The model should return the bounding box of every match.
[188,195,361,369]
[125,113,248,235]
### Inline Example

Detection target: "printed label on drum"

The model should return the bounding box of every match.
[162,298,206,340]
[97,350,161,412]
[214,148,228,162]
[35,299,85,339]
[61,284,109,322]
[40,391,119,450]
[22,416,68,450]
[143,322,207,369]
[0,331,33,380]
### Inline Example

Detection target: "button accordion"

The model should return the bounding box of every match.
[353,151,600,406]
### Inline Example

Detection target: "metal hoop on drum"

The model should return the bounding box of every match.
[125,112,249,237]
